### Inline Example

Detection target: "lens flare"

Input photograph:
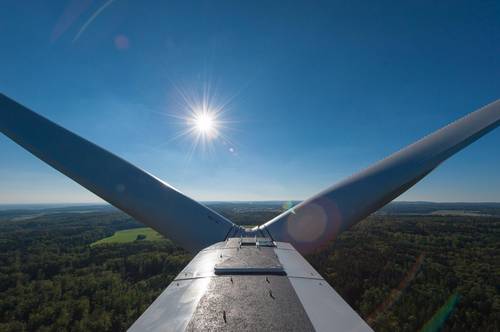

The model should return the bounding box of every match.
[190,110,217,137]
[366,253,425,325]
[163,81,238,159]
[419,293,460,332]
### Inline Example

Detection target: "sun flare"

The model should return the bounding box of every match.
[193,111,216,135]
[185,107,220,141]
[166,82,237,157]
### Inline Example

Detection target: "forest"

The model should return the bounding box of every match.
[0,204,498,331]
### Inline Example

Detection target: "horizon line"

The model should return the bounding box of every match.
[1,200,500,206]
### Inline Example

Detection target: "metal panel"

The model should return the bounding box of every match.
[0,94,237,253]
[215,247,283,271]
[289,278,372,332]
[174,248,219,280]
[128,278,211,332]
[130,240,372,331]
[274,242,372,331]
[259,100,500,254]
[274,242,296,250]
[214,246,285,275]
[275,245,322,279]
[185,275,315,331]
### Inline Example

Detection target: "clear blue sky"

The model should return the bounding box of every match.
[1,0,499,203]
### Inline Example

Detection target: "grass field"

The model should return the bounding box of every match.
[91,227,163,246]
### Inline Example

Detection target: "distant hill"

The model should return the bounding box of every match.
[0,203,113,212]
[1,201,499,224]
[378,201,500,216]
[0,204,115,222]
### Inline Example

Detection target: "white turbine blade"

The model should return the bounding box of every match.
[259,100,500,254]
[0,94,237,252]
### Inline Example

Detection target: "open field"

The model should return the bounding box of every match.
[91,227,163,246]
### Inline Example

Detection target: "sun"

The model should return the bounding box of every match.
[166,82,237,157]
[188,108,219,139]
[193,112,215,134]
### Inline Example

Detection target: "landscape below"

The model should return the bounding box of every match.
[90,228,163,247]
[0,202,498,331]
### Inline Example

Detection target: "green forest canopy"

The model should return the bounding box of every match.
[0,205,498,331]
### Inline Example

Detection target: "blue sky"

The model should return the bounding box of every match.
[0,0,499,203]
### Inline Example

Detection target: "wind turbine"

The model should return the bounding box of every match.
[1,93,498,331]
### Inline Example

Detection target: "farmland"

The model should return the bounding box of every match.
[91,227,163,246]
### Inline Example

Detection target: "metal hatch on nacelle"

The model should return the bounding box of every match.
[214,238,286,275]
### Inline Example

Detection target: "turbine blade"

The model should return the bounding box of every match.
[259,100,500,254]
[0,94,237,252]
